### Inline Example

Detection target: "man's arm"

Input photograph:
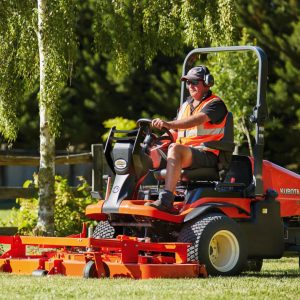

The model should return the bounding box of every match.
[152,112,209,130]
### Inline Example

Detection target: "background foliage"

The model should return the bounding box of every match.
[236,0,300,170]
[1,175,95,236]
[102,117,136,141]
[0,0,299,172]
[0,0,78,140]
[208,30,258,155]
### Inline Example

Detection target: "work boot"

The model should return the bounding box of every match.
[145,190,174,213]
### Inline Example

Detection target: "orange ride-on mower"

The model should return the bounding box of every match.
[86,46,300,276]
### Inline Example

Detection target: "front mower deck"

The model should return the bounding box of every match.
[0,230,204,279]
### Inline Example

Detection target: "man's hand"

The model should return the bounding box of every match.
[151,118,171,130]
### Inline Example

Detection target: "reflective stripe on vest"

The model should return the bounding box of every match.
[176,95,227,156]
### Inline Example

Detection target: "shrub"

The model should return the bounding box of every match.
[102,117,136,141]
[3,175,96,236]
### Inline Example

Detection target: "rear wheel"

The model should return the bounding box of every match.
[178,214,247,276]
[92,221,115,239]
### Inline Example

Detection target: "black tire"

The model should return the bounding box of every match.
[32,269,48,276]
[178,213,247,276]
[83,260,98,278]
[243,259,263,272]
[92,221,115,239]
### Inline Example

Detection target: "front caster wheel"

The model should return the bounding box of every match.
[178,214,247,276]
[32,269,48,276]
[83,260,98,278]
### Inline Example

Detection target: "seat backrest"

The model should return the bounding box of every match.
[203,112,235,181]
[222,111,234,144]
[218,112,235,180]
[203,112,234,152]
[224,155,253,187]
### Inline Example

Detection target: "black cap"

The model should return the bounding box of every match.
[181,66,208,81]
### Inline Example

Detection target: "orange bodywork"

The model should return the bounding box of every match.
[0,234,204,279]
[86,198,251,223]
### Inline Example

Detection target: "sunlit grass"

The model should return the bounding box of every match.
[0,258,299,300]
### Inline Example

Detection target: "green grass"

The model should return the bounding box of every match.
[0,258,299,300]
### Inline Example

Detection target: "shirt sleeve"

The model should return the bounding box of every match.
[201,100,228,124]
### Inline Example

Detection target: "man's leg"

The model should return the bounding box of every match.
[146,143,193,212]
[164,143,193,192]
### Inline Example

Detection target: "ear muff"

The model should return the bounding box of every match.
[198,65,214,87]
[184,65,215,88]
[204,73,214,87]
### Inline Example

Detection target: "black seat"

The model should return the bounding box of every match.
[213,155,254,196]
[223,155,253,187]
[153,112,235,182]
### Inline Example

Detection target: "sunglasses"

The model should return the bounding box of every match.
[185,79,201,88]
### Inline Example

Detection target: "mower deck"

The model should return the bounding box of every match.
[0,232,204,279]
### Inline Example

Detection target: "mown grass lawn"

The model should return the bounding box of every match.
[0,258,299,300]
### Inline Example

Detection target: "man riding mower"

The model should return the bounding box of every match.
[87,46,300,276]
[145,64,228,213]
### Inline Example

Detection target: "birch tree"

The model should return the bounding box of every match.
[0,0,239,235]
[93,0,238,75]
[0,0,77,235]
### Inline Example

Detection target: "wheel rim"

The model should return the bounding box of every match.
[208,230,240,272]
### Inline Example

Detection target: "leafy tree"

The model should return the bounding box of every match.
[12,1,239,150]
[0,0,77,235]
[236,0,300,171]
[93,0,238,76]
[209,30,258,155]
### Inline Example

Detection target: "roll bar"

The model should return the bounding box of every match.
[181,46,268,196]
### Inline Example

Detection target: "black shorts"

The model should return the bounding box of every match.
[189,148,218,169]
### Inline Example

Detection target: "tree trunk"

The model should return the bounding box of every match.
[35,0,55,236]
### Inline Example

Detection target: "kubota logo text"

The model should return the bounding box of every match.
[280,188,300,195]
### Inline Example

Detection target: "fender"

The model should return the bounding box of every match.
[183,202,250,223]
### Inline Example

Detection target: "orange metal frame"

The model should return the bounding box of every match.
[0,232,205,279]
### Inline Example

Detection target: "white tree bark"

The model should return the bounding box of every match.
[35,0,55,236]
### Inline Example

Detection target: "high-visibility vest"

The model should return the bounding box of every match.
[176,94,227,156]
